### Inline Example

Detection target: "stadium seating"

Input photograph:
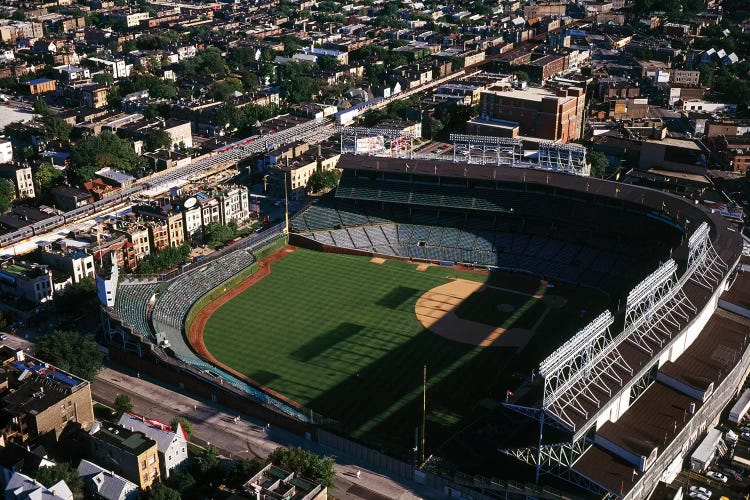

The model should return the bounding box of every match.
[114,283,159,341]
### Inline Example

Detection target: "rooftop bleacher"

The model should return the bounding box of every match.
[113,283,159,341]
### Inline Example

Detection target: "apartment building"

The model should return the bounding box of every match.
[39,244,95,284]
[0,164,34,199]
[0,347,95,442]
[0,261,54,304]
[471,85,586,143]
[118,413,188,479]
[0,140,13,163]
[88,422,160,489]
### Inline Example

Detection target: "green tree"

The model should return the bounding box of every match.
[267,447,335,487]
[316,54,338,71]
[212,77,244,101]
[93,72,115,86]
[113,394,134,415]
[0,310,7,329]
[35,163,65,193]
[166,471,196,493]
[44,117,73,142]
[35,463,84,498]
[34,330,104,380]
[0,179,14,213]
[69,132,147,182]
[137,244,191,274]
[307,169,341,192]
[226,460,263,488]
[204,222,236,246]
[191,444,220,478]
[33,99,51,116]
[514,70,530,82]
[170,416,193,439]
[589,150,608,177]
[144,482,180,500]
[55,276,96,311]
[280,63,319,103]
[144,129,172,152]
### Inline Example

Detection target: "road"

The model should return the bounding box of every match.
[92,365,438,500]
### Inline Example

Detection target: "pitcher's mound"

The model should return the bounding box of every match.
[415,279,536,348]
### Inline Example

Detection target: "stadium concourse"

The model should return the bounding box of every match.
[286,153,748,498]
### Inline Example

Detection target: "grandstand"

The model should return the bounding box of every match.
[287,152,746,499]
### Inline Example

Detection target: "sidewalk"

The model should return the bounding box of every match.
[94,366,443,500]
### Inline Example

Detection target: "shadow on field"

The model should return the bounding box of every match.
[376,286,422,311]
[247,370,279,386]
[291,322,364,362]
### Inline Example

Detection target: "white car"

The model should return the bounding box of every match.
[706,470,728,483]
[690,486,712,497]
[740,431,750,441]
[688,492,709,500]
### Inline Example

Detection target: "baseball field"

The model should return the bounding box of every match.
[195,246,609,456]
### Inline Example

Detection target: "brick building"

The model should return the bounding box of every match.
[0,347,95,443]
[88,421,160,489]
[471,86,586,142]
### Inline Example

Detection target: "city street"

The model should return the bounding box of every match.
[92,365,438,500]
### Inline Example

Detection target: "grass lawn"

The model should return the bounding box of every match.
[202,248,606,456]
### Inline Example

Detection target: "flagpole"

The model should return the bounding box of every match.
[421,365,426,466]
[284,174,289,236]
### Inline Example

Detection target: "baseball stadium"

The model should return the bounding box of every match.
[101,140,749,498]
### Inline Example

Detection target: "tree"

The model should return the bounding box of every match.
[204,222,236,246]
[69,132,147,182]
[34,330,104,380]
[55,276,96,311]
[589,150,608,177]
[192,444,220,477]
[212,78,244,101]
[316,54,338,72]
[137,244,191,274]
[144,482,180,500]
[226,460,263,488]
[167,471,196,493]
[32,99,51,116]
[0,311,7,330]
[113,394,134,414]
[280,63,319,103]
[0,179,14,213]
[267,447,335,487]
[513,70,529,82]
[308,169,341,193]
[170,416,193,439]
[44,117,73,142]
[35,463,83,498]
[35,163,64,194]
[93,72,115,86]
[145,129,173,152]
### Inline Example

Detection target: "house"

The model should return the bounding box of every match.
[117,413,188,478]
[26,78,56,95]
[0,164,34,199]
[77,459,138,500]
[4,471,72,500]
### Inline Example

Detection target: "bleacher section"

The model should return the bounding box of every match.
[113,283,159,341]
[151,249,255,359]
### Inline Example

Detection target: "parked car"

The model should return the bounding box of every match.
[740,431,750,441]
[0,334,7,340]
[690,486,712,497]
[689,491,710,500]
[707,470,728,483]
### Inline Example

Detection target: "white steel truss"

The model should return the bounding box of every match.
[687,222,726,289]
[500,438,609,496]
[538,311,632,431]
[537,141,589,176]
[502,403,572,432]
[450,133,523,166]
[623,260,696,355]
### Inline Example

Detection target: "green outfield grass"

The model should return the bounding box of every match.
[201,248,608,456]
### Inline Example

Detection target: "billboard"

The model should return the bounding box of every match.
[355,136,385,154]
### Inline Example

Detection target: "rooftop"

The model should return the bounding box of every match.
[483,85,576,103]
[91,421,157,456]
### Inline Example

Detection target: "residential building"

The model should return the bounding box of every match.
[51,186,94,211]
[38,244,96,284]
[671,69,700,86]
[88,422,160,489]
[113,223,150,262]
[117,413,188,479]
[4,472,73,500]
[0,22,44,42]
[0,141,12,163]
[217,186,250,226]
[132,205,185,249]
[26,79,56,95]
[471,86,586,143]
[77,459,138,500]
[109,11,150,28]
[242,464,327,500]
[0,262,53,305]
[0,346,95,442]
[0,164,34,199]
